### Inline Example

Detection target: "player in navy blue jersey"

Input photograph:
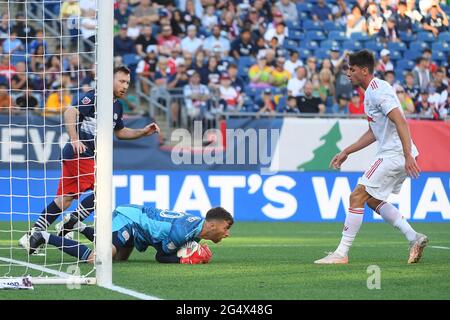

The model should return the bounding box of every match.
[28,205,234,264]
[19,66,160,251]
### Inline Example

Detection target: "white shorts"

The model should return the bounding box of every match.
[359,155,407,201]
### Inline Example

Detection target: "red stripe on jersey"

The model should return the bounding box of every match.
[366,158,383,179]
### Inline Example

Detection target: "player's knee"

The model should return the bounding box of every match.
[350,185,369,206]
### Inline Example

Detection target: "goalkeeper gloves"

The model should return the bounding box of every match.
[180,243,212,264]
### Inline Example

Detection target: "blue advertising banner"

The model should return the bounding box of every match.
[1,170,448,222]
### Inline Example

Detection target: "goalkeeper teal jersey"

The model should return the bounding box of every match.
[111,204,204,254]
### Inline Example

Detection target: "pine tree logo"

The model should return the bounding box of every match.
[297,122,342,171]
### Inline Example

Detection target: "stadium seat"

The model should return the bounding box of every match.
[438,31,450,43]
[399,31,414,43]
[328,31,348,41]
[286,20,301,31]
[432,51,446,62]
[303,20,323,31]
[320,40,340,50]
[409,41,428,52]
[342,40,362,51]
[315,48,330,60]
[323,21,343,33]
[403,49,422,61]
[122,53,140,67]
[387,42,407,52]
[416,31,436,43]
[238,56,255,68]
[305,40,319,51]
[396,59,415,71]
[389,50,402,61]
[288,30,304,41]
[305,30,326,41]
[298,48,313,60]
[349,32,369,42]
[296,2,312,13]
[364,40,384,52]
[283,39,300,52]
[432,42,450,53]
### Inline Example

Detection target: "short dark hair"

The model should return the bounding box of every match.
[114,65,131,75]
[384,70,395,77]
[348,49,375,74]
[205,207,234,226]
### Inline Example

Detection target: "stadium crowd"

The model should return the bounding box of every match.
[0,0,449,123]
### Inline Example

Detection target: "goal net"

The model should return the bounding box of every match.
[0,0,113,287]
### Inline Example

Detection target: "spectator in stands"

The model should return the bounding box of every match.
[245,7,266,40]
[114,0,132,27]
[366,3,384,37]
[170,9,187,37]
[44,84,72,116]
[346,5,367,37]
[406,0,424,24]
[422,48,438,74]
[264,20,287,46]
[230,29,255,60]
[134,0,159,25]
[183,71,210,120]
[127,15,141,40]
[396,86,415,114]
[0,83,14,113]
[30,44,45,73]
[379,16,400,43]
[413,57,432,91]
[2,29,24,54]
[158,25,181,57]
[318,68,336,111]
[114,24,136,59]
[0,55,17,81]
[154,56,171,87]
[136,45,158,94]
[13,12,36,40]
[65,54,85,87]
[28,29,48,55]
[312,0,333,22]
[202,5,218,33]
[182,0,203,23]
[348,89,364,114]
[330,46,348,74]
[428,86,448,119]
[429,68,449,104]
[45,55,62,87]
[305,57,318,82]
[297,81,325,113]
[379,0,393,20]
[283,96,300,114]
[332,0,350,27]
[415,89,434,116]
[218,73,243,112]
[335,64,353,101]
[271,56,291,88]
[248,53,273,88]
[80,8,97,53]
[383,70,398,87]
[394,1,413,34]
[181,25,203,56]
[80,0,96,16]
[423,4,449,36]
[331,94,350,114]
[0,13,9,43]
[227,63,245,94]
[60,0,81,50]
[404,72,421,103]
[202,55,221,91]
[168,58,190,126]
[203,25,230,57]
[135,25,158,58]
[276,0,298,23]
[376,49,394,73]
[257,88,276,114]
[284,50,303,76]
[81,64,95,92]
[11,62,28,98]
[15,84,39,111]
[320,59,335,76]
[221,11,239,41]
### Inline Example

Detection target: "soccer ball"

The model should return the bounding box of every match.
[176,241,200,258]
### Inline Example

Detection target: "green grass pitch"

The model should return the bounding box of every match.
[1,222,449,300]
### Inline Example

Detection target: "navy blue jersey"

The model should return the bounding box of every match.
[62,90,125,159]
[112,204,204,254]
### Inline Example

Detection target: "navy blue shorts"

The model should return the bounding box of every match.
[112,225,134,249]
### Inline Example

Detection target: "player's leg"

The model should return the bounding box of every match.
[112,230,134,261]
[33,195,74,231]
[57,193,95,237]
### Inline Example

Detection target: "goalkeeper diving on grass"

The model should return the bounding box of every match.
[26,205,233,264]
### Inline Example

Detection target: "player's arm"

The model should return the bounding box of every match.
[387,107,420,178]
[114,123,160,140]
[330,127,376,169]
[64,107,87,154]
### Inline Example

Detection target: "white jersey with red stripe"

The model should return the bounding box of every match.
[364,77,419,158]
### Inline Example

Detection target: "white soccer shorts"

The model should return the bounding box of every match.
[359,155,408,201]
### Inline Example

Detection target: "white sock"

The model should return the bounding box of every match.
[377,202,417,242]
[336,208,364,256]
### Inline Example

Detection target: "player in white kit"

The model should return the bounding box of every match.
[315,50,428,264]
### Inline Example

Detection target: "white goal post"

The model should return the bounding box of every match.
[0,0,113,288]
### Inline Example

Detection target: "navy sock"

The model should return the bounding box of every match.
[34,201,62,230]
[155,250,181,263]
[74,194,95,222]
[48,234,92,261]
[81,226,95,242]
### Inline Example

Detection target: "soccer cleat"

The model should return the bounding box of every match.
[408,233,429,264]
[28,231,47,255]
[314,251,349,264]
[55,214,82,238]
[18,227,41,253]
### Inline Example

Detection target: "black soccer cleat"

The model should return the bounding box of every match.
[57,214,79,237]
[28,231,46,255]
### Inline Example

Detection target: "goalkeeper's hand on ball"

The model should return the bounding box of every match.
[179,243,212,264]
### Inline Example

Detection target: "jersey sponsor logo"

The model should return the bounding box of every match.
[159,210,185,219]
[167,242,176,250]
[122,230,130,241]
[114,113,118,120]
[187,216,200,223]
[81,96,92,105]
